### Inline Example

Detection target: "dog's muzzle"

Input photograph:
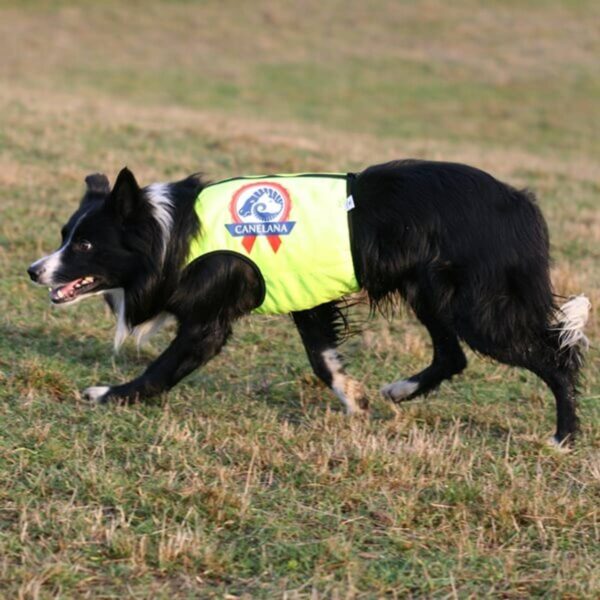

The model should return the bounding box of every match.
[27,262,44,282]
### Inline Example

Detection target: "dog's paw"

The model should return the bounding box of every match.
[333,378,369,415]
[546,435,573,453]
[381,379,419,402]
[83,386,111,404]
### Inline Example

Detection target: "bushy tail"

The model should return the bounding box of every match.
[552,295,591,367]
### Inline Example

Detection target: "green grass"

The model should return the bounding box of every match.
[0,1,599,597]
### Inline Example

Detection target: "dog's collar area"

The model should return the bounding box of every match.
[50,276,100,304]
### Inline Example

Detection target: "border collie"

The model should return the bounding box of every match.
[27,160,590,446]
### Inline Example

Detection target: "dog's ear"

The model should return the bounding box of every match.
[85,173,110,194]
[105,167,142,221]
[80,173,110,206]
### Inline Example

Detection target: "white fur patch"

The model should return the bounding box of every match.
[146,183,174,263]
[105,291,172,351]
[31,249,63,285]
[381,379,419,401]
[547,435,572,454]
[133,312,172,347]
[83,386,110,403]
[106,288,129,351]
[30,209,92,286]
[554,295,591,350]
[322,349,367,414]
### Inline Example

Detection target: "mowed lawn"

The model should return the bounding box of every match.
[0,1,599,597]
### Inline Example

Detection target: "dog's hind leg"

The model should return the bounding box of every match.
[459,339,579,447]
[381,300,466,402]
[532,364,578,447]
[292,302,368,414]
[452,295,590,446]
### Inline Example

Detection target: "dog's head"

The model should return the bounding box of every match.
[28,167,156,306]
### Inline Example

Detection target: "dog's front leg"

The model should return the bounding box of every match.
[293,302,368,414]
[84,321,231,404]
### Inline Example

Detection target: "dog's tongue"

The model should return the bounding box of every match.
[50,279,80,301]
[49,276,98,302]
[50,277,96,302]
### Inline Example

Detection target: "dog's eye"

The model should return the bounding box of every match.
[73,240,93,252]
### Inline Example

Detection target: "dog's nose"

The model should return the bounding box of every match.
[27,263,43,282]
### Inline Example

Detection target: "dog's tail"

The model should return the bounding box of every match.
[551,295,591,368]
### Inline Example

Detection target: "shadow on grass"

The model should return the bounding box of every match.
[0,322,157,367]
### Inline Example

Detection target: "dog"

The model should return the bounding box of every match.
[28,160,590,445]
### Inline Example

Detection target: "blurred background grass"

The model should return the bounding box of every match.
[0,1,598,597]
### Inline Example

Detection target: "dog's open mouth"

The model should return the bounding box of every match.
[49,276,101,304]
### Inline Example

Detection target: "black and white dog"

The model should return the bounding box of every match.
[28,160,590,445]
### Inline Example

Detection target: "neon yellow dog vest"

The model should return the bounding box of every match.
[186,174,360,314]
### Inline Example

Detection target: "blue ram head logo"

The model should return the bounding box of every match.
[238,187,284,222]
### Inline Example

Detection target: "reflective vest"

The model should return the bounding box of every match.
[186,174,360,314]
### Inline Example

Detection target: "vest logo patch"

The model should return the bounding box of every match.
[226,182,296,253]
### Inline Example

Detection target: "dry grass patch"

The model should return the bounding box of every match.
[0,0,598,597]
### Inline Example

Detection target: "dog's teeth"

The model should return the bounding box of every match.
[56,290,63,298]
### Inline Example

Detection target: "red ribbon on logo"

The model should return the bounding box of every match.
[230,182,292,253]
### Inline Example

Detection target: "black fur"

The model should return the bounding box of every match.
[28,160,587,444]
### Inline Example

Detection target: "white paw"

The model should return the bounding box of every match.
[332,379,369,415]
[381,379,419,402]
[83,386,111,403]
[546,435,572,453]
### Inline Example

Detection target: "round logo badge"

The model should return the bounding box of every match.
[226,182,296,253]
[233,182,288,223]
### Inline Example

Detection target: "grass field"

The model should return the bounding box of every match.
[0,1,599,597]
